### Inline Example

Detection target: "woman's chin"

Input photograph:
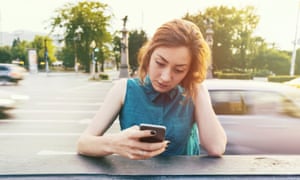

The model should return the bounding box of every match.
[153,86,171,93]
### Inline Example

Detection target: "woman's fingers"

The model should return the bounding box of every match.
[124,125,155,140]
[128,145,167,160]
[112,125,169,159]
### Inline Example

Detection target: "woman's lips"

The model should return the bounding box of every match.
[156,81,169,90]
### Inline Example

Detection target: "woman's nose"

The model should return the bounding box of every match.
[161,69,172,82]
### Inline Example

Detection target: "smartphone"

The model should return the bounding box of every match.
[139,123,166,143]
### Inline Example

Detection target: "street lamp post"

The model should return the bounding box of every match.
[74,26,83,73]
[119,16,129,78]
[204,18,214,79]
[90,40,96,79]
[44,38,49,75]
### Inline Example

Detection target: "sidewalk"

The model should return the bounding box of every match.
[26,69,122,80]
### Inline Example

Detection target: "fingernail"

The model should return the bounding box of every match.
[150,130,157,135]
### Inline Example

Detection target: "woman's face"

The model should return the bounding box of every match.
[148,46,191,93]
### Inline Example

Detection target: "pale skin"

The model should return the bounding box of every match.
[77,46,227,159]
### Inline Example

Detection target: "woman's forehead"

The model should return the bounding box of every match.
[152,46,191,65]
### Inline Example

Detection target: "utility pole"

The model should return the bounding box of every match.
[290,2,300,76]
[44,39,49,75]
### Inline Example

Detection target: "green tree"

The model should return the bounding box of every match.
[12,37,21,47]
[231,6,259,69]
[264,49,290,75]
[11,39,30,67]
[251,37,270,70]
[96,43,111,72]
[294,48,300,75]
[50,1,112,72]
[0,46,12,63]
[112,33,121,70]
[31,35,55,70]
[128,29,148,75]
[57,46,75,68]
[183,5,260,71]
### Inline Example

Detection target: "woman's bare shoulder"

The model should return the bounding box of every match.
[110,78,128,103]
[113,78,127,90]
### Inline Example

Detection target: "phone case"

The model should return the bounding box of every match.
[140,124,166,143]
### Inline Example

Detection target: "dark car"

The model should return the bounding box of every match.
[204,79,300,154]
[0,63,26,84]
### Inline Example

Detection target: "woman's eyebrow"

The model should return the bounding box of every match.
[156,54,168,62]
[156,54,189,67]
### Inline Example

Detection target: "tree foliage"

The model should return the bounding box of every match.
[1,4,299,76]
[49,1,112,72]
[182,5,296,76]
[128,30,148,75]
[184,6,260,71]
[11,38,29,65]
[264,49,290,75]
[0,36,55,69]
[112,33,121,70]
[31,35,56,69]
[0,46,12,63]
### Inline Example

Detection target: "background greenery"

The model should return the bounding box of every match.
[0,1,299,79]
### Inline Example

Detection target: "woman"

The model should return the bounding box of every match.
[77,19,227,160]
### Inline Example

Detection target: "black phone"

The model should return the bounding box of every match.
[139,123,166,143]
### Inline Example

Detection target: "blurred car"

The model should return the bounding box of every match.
[0,89,29,112]
[0,63,26,84]
[204,79,300,154]
[283,77,300,88]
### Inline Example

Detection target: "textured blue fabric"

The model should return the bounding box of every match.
[119,77,200,156]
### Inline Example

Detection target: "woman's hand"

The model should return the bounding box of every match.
[110,125,169,160]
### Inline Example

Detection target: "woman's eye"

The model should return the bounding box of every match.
[156,61,165,66]
[175,69,184,73]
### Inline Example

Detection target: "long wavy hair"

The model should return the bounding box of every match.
[137,19,211,101]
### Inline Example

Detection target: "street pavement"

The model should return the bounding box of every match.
[0,70,122,159]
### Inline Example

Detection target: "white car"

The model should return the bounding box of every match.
[0,89,29,112]
[0,63,27,84]
[205,79,300,154]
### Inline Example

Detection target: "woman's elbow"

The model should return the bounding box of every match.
[204,138,227,157]
[206,145,226,157]
[76,135,88,155]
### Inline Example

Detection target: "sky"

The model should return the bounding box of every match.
[0,0,299,50]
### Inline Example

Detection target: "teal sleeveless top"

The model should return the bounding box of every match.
[119,77,200,156]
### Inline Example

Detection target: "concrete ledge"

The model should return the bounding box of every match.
[1,155,300,179]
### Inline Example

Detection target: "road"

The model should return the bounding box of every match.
[0,71,120,160]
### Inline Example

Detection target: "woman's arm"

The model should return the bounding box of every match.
[194,83,227,157]
[77,79,168,159]
[77,79,126,156]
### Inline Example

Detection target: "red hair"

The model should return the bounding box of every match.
[137,19,211,100]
